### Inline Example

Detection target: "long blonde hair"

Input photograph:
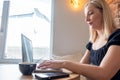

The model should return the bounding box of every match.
[85,0,117,42]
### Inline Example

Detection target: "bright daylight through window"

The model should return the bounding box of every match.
[0,0,51,62]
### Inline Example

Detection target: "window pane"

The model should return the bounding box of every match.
[4,0,51,60]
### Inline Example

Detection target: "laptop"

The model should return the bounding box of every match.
[35,72,69,80]
[21,34,44,63]
[21,34,33,63]
[21,34,70,79]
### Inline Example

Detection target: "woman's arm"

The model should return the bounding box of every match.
[80,50,90,64]
[63,45,120,80]
[38,45,120,80]
[80,50,91,80]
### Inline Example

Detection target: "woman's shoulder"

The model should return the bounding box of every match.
[107,28,120,46]
[108,28,120,41]
[86,42,92,50]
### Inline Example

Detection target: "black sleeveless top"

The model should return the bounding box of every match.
[86,29,120,80]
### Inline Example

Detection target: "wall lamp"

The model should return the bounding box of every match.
[70,0,81,8]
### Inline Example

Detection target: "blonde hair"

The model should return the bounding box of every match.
[85,0,117,42]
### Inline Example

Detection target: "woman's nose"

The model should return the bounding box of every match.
[85,16,90,22]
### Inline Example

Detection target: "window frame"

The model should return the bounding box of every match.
[0,1,13,63]
[0,0,53,64]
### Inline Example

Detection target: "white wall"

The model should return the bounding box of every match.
[51,0,89,56]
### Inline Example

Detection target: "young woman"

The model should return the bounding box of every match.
[38,0,120,80]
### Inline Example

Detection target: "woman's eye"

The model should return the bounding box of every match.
[88,11,93,15]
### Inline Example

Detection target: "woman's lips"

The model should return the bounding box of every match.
[88,22,93,25]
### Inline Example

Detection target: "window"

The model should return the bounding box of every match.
[0,0,51,63]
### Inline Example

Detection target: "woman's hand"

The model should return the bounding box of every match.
[37,60,66,69]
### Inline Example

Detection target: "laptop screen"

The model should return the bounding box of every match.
[21,34,33,63]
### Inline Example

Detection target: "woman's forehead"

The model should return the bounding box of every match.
[85,3,96,10]
[85,4,96,12]
[84,4,102,15]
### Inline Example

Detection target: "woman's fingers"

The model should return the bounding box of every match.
[37,60,65,69]
[37,60,53,68]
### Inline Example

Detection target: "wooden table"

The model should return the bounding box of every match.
[0,64,80,80]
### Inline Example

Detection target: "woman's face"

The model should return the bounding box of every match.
[84,4,103,30]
